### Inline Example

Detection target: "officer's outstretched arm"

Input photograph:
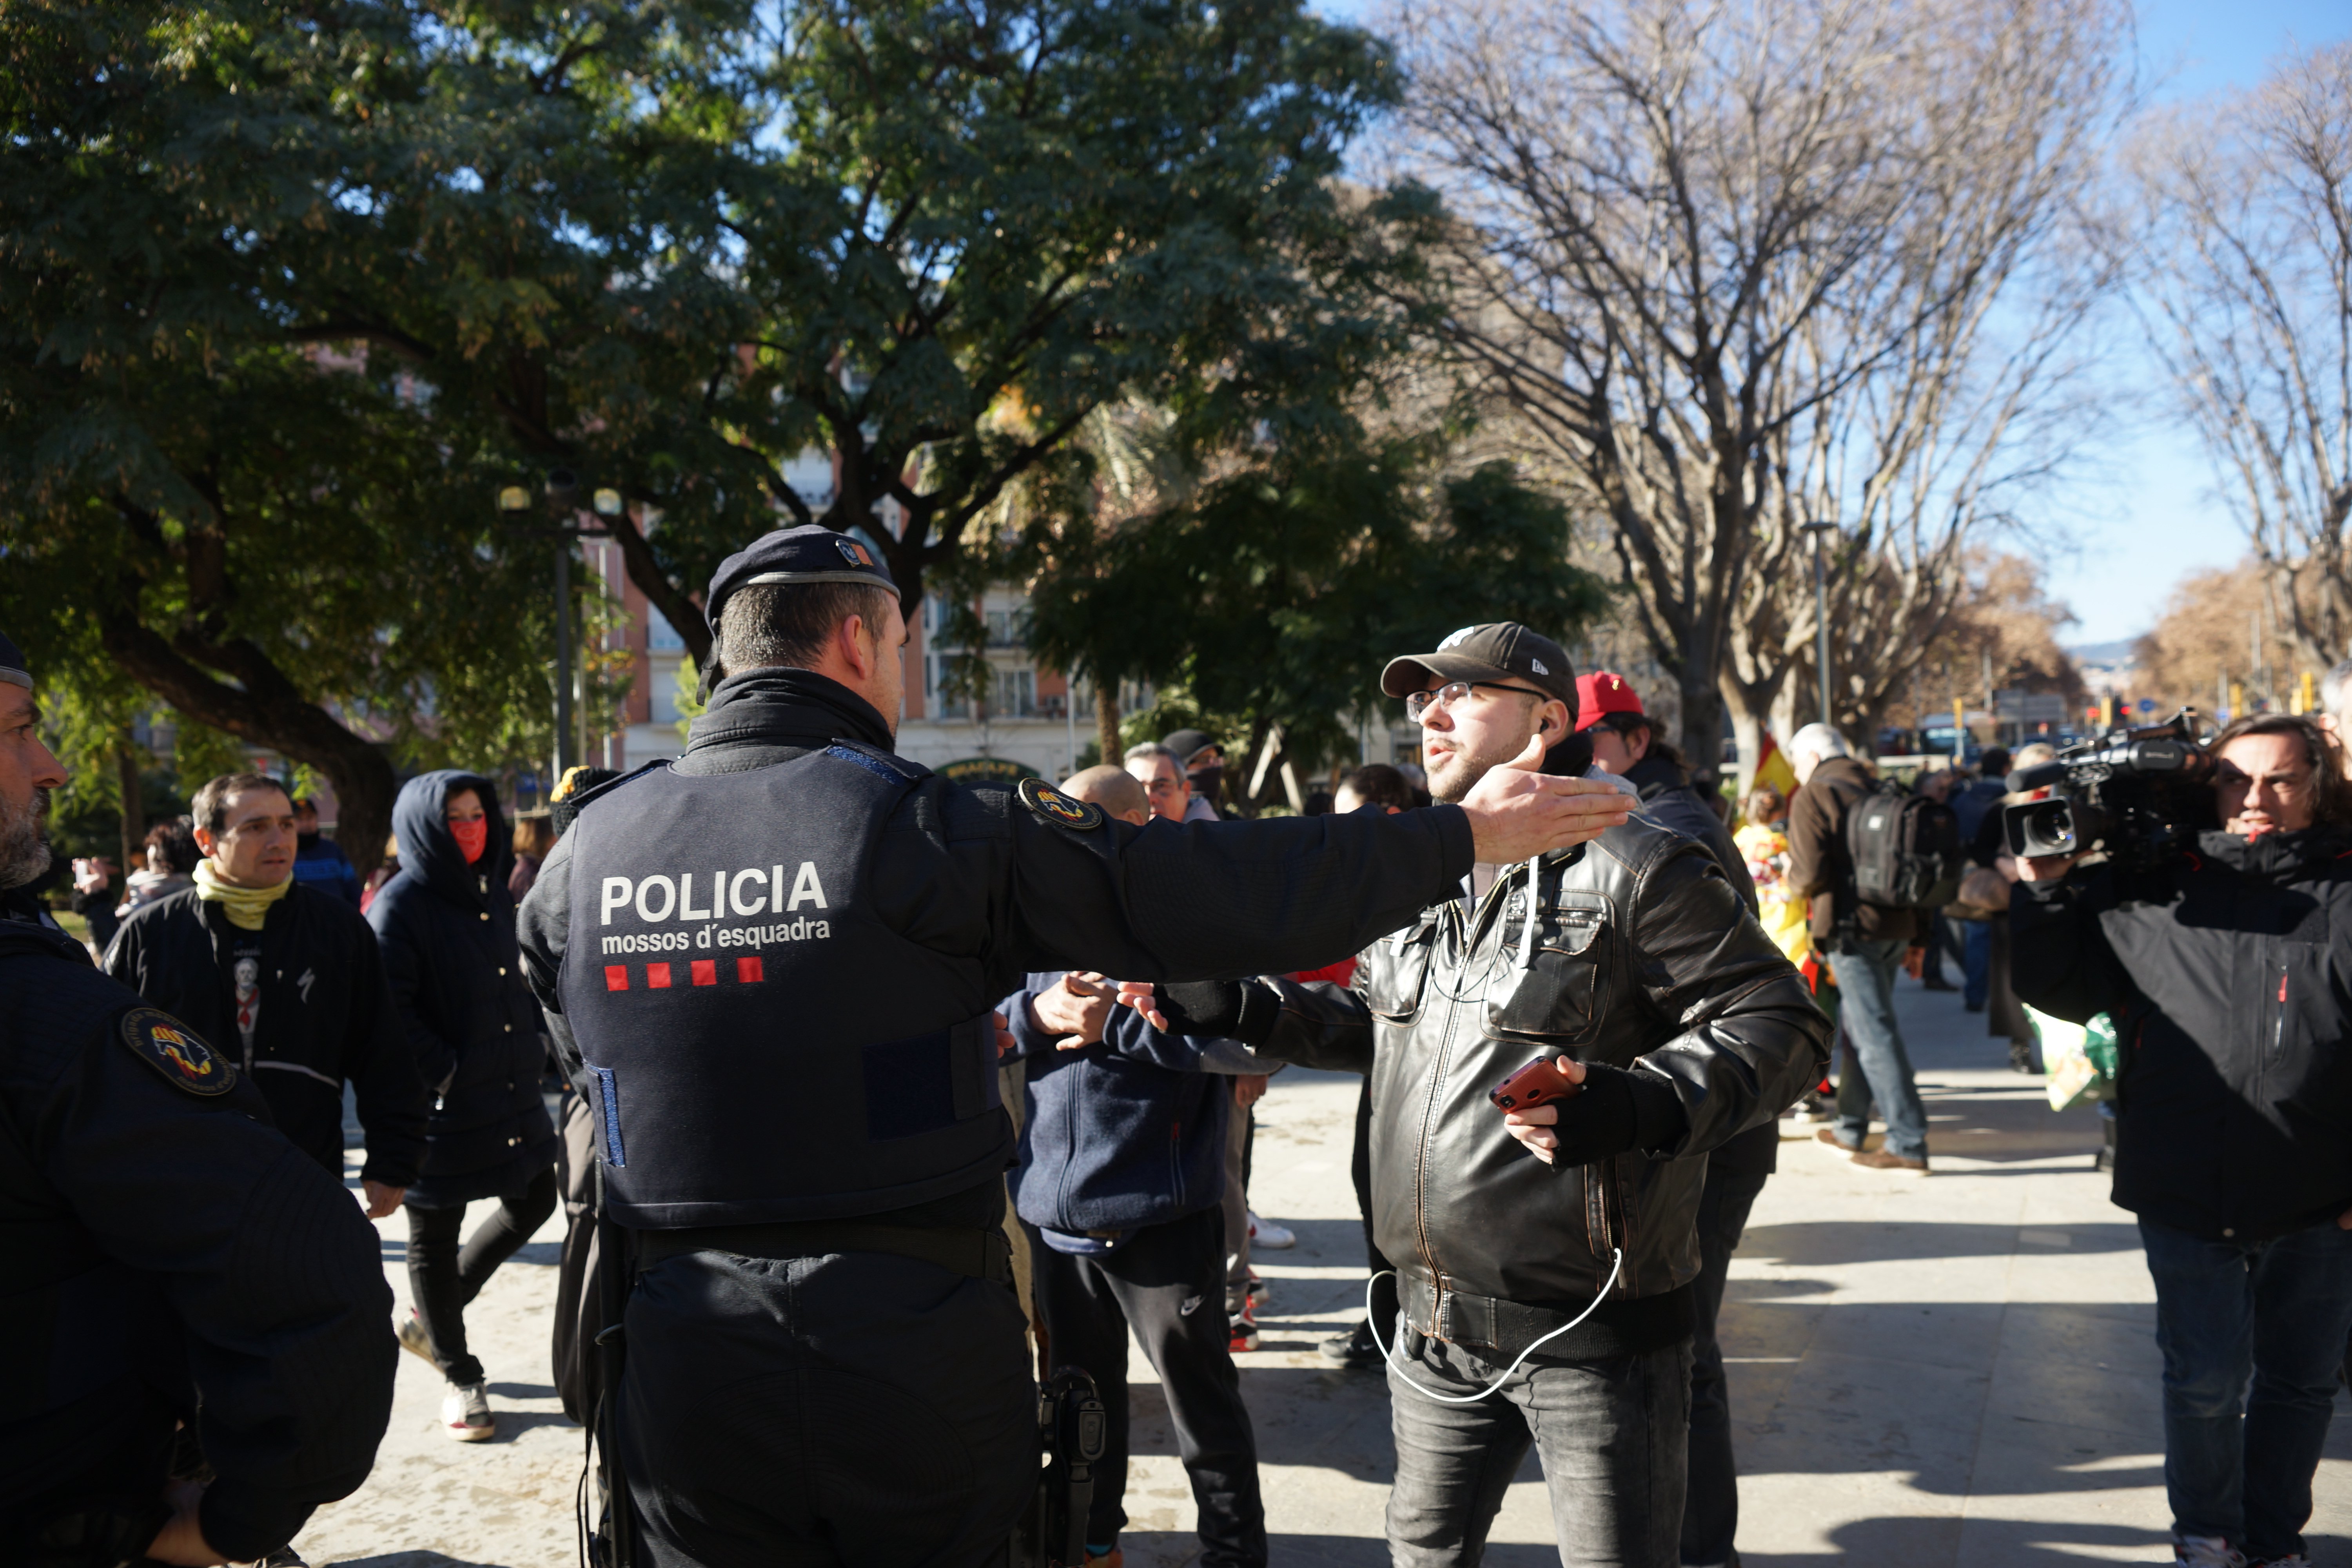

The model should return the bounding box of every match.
[15,992,397,1562]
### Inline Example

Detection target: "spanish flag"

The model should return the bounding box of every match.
[1751,731,1798,800]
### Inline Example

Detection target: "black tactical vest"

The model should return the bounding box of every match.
[557,744,1011,1227]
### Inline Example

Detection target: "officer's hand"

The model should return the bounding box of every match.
[145,1478,225,1566]
[1233,1073,1270,1109]
[992,1009,1017,1058]
[1459,734,1634,864]
[1032,971,1114,1049]
[361,1179,406,1220]
[1116,981,1167,1031]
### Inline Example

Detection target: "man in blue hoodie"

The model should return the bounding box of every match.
[1003,765,1272,1568]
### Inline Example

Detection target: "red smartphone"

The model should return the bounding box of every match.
[1490,1055,1583,1113]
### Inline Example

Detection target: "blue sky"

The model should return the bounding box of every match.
[1309,0,2352,646]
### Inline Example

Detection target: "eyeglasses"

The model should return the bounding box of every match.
[1404,681,1544,725]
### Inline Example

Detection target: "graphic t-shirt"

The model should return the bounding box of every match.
[231,938,263,1070]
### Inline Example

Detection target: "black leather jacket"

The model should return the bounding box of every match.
[1255,814,1828,1357]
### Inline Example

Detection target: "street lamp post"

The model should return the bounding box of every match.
[1802,520,1839,728]
[499,472,627,789]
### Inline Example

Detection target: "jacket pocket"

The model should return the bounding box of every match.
[1483,890,1610,1045]
[1365,915,1440,1024]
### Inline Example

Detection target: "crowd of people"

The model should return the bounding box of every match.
[6,547,2352,1568]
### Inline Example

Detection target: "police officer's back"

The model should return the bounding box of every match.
[0,637,397,1566]
[515,528,1634,1566]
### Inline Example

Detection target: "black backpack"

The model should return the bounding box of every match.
[1845,782,1963,910]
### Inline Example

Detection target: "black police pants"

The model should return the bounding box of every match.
[405,1164,559,1387]
[1026,1205,1268,1568]
[1682,1162,1769,1568]
[619,1247,1035,1568]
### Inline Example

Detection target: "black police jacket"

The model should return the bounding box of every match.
[517,668,1474,1232]
[104,883,428,1188]
[1250,815,1829,1358]
[2012,825,2352,1242]
[0,908,394,1561]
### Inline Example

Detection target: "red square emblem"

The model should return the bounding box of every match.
[604,965,629,991]
[647,963,672,989]
[737,955,764,983]
[691,958,717,987]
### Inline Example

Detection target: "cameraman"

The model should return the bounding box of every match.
[2013,713,2352,1568]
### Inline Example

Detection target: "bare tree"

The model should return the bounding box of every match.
[1384,0,2128,770]
[2131,44,2352,667]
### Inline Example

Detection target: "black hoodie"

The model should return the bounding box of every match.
[367,770,556,1206]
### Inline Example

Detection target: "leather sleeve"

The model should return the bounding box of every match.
[1253,975,1377,1075]
[1622,842,1832,1159]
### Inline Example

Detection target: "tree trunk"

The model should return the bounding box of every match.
[97,613,401,878]
[116,732,142,880]
[1095,681,1121,765]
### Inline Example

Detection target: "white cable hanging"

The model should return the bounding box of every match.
[1366,1247,1625,1405]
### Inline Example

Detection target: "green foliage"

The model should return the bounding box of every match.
[1022,438,1612,777]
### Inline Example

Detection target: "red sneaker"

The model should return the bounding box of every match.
[1228,1305,1261,1353]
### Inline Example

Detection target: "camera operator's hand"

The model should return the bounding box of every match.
[1459,734,1635,864]
[2013,852,2080,884]
[144,1478,225,1566]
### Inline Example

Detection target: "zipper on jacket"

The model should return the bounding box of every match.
[2274,964,2289,1060]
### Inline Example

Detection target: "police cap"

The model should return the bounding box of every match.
[705,525,898,633]
[0,632,30,691]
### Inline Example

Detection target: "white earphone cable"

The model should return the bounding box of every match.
[1365,1247,1625,1405]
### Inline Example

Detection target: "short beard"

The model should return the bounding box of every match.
[0,786,54,890]
[1428,728,1533,806]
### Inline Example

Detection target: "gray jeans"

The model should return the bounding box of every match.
[1828,938,1929,1160]
[1386,1332,1692,1567]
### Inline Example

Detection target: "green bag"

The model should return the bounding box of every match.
[2030,1007,2118,1111]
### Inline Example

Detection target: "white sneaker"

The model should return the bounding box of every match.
[2174,1537,2245,1568]
[1247,1212,1296,1249]
[442,1381,495,1442]
[394,1310,436,1370]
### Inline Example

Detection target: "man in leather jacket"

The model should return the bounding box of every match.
[1122,623,1829,1568]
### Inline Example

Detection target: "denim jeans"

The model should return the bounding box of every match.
[1826,940,1929,1160]
[1960,918,1992,1009]
[1387,1332,1691,1567]
[1683,1164,1768,1567]
[2138,1215,2352,1561]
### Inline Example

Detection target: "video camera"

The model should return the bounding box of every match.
[2000,710,2217,873]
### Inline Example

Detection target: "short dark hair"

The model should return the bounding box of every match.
[192,773,290,837]
[145,817,200,875]
[2210,713,2352,824]
[1339,764,1414,812]
[715,581,897,676]
[1593,710,1683,770]
[1977,746,2011,780]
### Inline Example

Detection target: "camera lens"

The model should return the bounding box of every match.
[2004,799,2078,858]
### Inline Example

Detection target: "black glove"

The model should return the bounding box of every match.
[1154,979,1281,1046]
[1537,1062,1688,1167]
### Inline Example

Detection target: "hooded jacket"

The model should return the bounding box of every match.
[367,771,555,1206]
[2012,824,2352,1242]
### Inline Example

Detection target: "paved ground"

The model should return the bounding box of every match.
[292,969,2352,1566]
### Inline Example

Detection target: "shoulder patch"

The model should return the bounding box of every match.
[1017,776,1103,832]
[118,1007,238,1097]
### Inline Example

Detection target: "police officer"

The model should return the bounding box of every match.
[514,525,1635,1566]
[0,633,399,1567]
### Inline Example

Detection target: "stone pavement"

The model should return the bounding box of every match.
[292,969,2352,1566]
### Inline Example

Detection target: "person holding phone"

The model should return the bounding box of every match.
[1117,623,1828,1568]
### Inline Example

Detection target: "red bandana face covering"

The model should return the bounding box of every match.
[451,818,489,864]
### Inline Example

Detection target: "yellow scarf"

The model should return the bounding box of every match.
[194,860,295,931]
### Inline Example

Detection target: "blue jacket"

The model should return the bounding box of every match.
[292,835,362,907]
[367,771,556,1207]
[1002,971,1269,1236]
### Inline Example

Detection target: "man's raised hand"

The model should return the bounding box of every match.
[1459,733,1634,864]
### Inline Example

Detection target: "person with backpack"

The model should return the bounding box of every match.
[1786,722,1958,1175]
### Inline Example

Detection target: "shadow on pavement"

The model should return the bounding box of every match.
[323,1555,518,1568]
[1114,1531,1561,1566]
[1738,1220,2141,1265]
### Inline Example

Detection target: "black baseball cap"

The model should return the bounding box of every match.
[704,524,898,632]
[0,633,29,692]
[1381,623,1579,718]
[1161,728,1220,767]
